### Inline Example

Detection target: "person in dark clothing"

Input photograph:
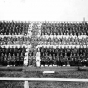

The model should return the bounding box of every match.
[15,53,20,66]
[11,54,16,66]
[7,53,12,66]
[20,53,24,66]
[49,54,53,66]
[4,53,7,66]
[0,53,4,66]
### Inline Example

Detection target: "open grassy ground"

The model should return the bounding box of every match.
[0,81,88,88]
[1,70,88,78]
[0,81,24,88]
[0,66,88,88]
[0,66,88,78]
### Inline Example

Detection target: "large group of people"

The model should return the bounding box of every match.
[39,37,88,45]
[0,36,31,45]
[40,47,88,66]
[0,21,88,67]
[0,46,26,66]
[41,22,88,35]
[0,36,88,46]
[0,21,29,35]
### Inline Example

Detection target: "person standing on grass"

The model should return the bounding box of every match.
[36,48,41,67]
[64,52,68,66]
[4,54,7,66]
[49,54,53,66]
[83,52,87,66]
[16,53,20,66]
[20,52,24,66]
[57,53,60,66]
[59,49,63,66]
[42,53,45,66]
[12,54,16,66]
[7,53,11,67]
[53,54,56,65]
[0,53,4,66]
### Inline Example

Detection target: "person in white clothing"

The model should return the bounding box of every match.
[36,48,41,67]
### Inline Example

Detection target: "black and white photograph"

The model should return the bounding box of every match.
[0,0,88,88]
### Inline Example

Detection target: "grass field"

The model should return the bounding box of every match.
[1,70,88,78]
[0,66,88,88]
[0,81,88,88]
[0,66,88,78]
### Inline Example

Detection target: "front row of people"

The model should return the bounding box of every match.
[40,57,88,66]
[0,53,88,67]
[0,53,24,66]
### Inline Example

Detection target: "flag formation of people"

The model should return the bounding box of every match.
[0,21,88,67]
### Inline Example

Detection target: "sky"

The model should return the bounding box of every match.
[0,0,88,21]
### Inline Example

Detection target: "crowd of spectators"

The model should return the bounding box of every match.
[40,47,88,66]
[41,22,88,35]
[0,46,26,66]
[0,21,29,35]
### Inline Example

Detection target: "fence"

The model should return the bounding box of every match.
[0,77,88,88]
